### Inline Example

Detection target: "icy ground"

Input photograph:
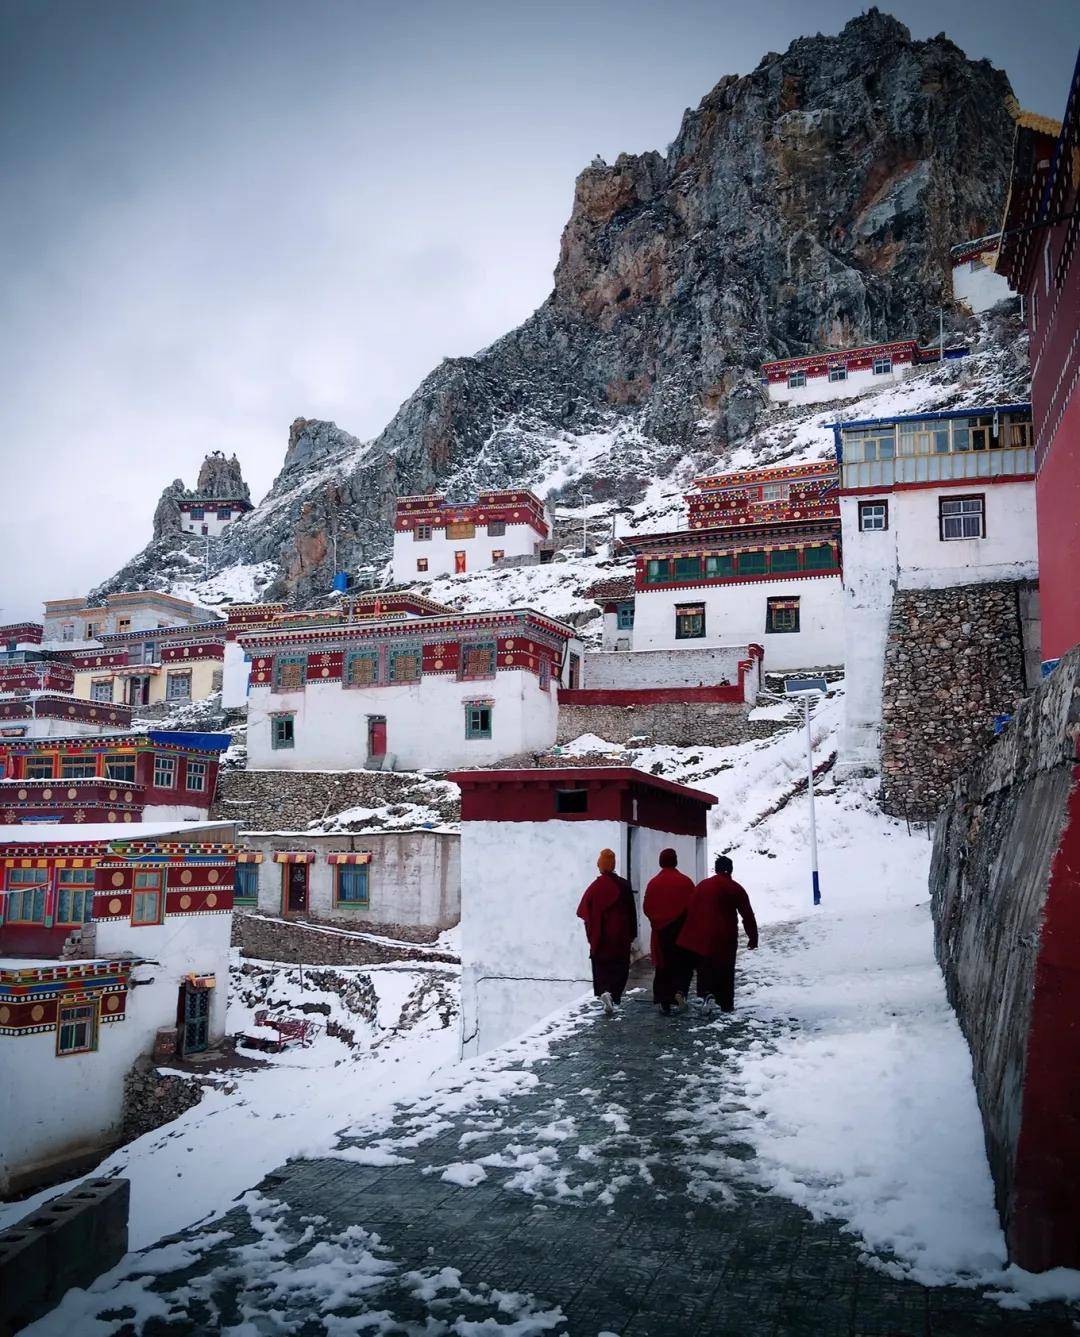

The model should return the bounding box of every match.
[12,687,1080,1332]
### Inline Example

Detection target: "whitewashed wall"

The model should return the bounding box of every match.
[221,640,250,709]
[766,362,916,406]
[583,645,744,689]
[247,670,559,772]
[392,519,549,584]
[21,714,115,739]
[600,609,634,652]
[838,479,1038,767]
[632,577,844,672]
[182,510,240,538]
[243,830,460,928]
[459,818,704,1057]
[952,260,1012,314]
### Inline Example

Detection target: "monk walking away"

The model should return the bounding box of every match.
[677,855,758,1014]
[643,848,695,1015]
[577,848,637,1016]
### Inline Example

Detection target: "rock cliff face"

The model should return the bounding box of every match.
[107,10,1019,603]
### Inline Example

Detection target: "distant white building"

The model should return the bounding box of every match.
[178,495,253,538]
[951,235,1013,314]
[240,604,579,772]
[762,340,925,406]
[451,766,715,1056]
[392,490,553,584]
[0,820,236,1193]
[836,403,1039,767]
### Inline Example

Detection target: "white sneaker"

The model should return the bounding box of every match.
[600,991,615,1017]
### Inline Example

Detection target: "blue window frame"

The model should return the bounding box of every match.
[615,602,635,630]
[234,864,259,903]
[57,868,95,924]
[465,704,493,739]
[271,715,295,749]
[389,645,422,683]
[190,507,204,521]
[345,649,380,688]
[335,865,370,906]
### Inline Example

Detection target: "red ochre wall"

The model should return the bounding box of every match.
[1036,391,1080,662]
[930,644,1080,1270]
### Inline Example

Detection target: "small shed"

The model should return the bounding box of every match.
[447,767,717,1056]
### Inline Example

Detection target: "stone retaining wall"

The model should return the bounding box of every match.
[555,701,783,748]
[121,1055,204,1143]
[929,645,1080,1270]
[880,581,1031,819]
[211,767,460,830]
[233,911,460,967]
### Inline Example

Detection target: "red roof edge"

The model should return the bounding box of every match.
[445,766,718,807]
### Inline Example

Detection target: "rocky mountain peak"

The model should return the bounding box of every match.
[196,451,250,501]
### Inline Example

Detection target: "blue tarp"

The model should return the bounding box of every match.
[147,730,231,752]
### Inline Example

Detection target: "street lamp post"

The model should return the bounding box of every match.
[785,677,827,906]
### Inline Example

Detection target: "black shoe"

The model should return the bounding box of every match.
[660,1004,672,1016]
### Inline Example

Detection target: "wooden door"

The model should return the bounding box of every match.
[454,550,467,574]
[368,716,387,758]
[181,985,210,1055]
[285,863,308,912]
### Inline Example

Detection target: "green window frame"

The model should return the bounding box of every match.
[645,558,670,584]
[738,551,767,576]
[802,543,835,569]
[673,556,701,581]
[465,704,493,739]
[335,865,370,906]
[57,1002,97,1056]
[5,867,47,922]
[769,549,798,573]
[615,602,635,630]
[389,645,422,684]
[271,716,295,750]
[704,554,735,579]
[234,864,259,904]
[57,868,95,924]
[345,649,381,688]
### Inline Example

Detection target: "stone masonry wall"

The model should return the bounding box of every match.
[555,701,784,748]
[880,582,1031,820]
[233,911,460,967]
[211,768,460,830]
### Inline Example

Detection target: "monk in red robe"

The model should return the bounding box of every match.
[576,848,637,1015]
[677,854,758,1013]
[643,848,695,1014]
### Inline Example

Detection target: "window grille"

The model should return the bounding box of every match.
[940,496,985,540]
[274,657,306,692]
[675,603,706,640]
[166,671,192,701]
[271,716,294,750]
[460,644,496,680]
[389,647,421,683]
[465,704,493,738]
[766,597,800,633]
[57,1003,97,1055]
[858,502,888,532]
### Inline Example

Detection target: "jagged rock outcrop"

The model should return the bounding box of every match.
[196,451,250,502]
[108,10,1020,603]
[153,479,188,542]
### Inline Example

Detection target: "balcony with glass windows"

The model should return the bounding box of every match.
[837,409,1034,491]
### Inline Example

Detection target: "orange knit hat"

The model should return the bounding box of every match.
[597,848,617,873]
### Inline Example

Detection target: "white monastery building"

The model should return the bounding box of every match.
[761,339,927,406]
[393,489,553,584]
[178,494,253,538]
[951,235,1014,314]
[835,403,1039,767]
[606,461,845,676]
[450,767,716,1056]
[240,597,579,773]
[0,820,237,1193]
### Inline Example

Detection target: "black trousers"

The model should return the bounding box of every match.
[694,947,738,1012]
[652,921,694,1007]
[591,956,630,1004]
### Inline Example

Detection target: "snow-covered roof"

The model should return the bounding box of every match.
[0,819,233,846]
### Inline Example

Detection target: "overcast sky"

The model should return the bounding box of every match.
[1,1,1075,621]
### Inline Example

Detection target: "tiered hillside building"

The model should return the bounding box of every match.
[392,489,553,583]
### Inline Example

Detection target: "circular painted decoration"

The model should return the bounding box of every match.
[111,872,125,887]
[106,995,120,1012]
[206,892,218,908]
[207,869,220,884]
[0,1006,9,1024]
[95,656,102,665]
[257,672,267,682]
[503,655,513,664]
[89,708,97,717]
[179,894,192,910]
[42,788,53,800]
[17,789,27,800]
[321,668,329,678]
[109,789,118,800]
[30,1005,45,1023]
[67,788,77,799]
[108,897,122,914]
[506,639,515,648]
[180,870,193,885]
[123,813,133,822]
[107,811,117,823]
[67,706,75,714]
[434,660,443,670]
[124,791,133,802]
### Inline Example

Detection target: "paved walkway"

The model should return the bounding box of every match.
[56,978,1078,1336]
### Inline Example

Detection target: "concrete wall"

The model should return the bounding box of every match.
[583,645,744,690]
[393,519,548,584]
[556,701,782,748]
[632,576,844,673]
[240,830,460,929]
[930,646,1080,1270]
[460,818,703,1057]
[246,671,559,772]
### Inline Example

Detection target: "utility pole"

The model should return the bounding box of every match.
[939,307,944,362]
[802,693,821,906]
[581,492,590,556]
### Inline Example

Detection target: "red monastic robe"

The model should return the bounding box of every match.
[576,872,637,961]
[643,867,695,967]
[677,874,758,961]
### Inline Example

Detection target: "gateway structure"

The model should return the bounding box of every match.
[0,821,237,1192]
[393,489,553,583]
[241,603,579,772]
[451,767,716,1056]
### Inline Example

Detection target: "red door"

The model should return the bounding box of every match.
[285,863,308,913]
[454,550,467,574]
[368,716,387,759]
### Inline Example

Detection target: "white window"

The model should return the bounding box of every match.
[132,870,163,925]
[872,356,893,375]
[858,501,888,532]
[828,365,847,383]
[787,371,806,389]
[760,483,790,503]
[153,755,177,788]
[90,679,113,703]
[186,760,208,792]
[940,496,985,541]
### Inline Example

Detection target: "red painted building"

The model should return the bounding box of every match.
[996,79,1080,663]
